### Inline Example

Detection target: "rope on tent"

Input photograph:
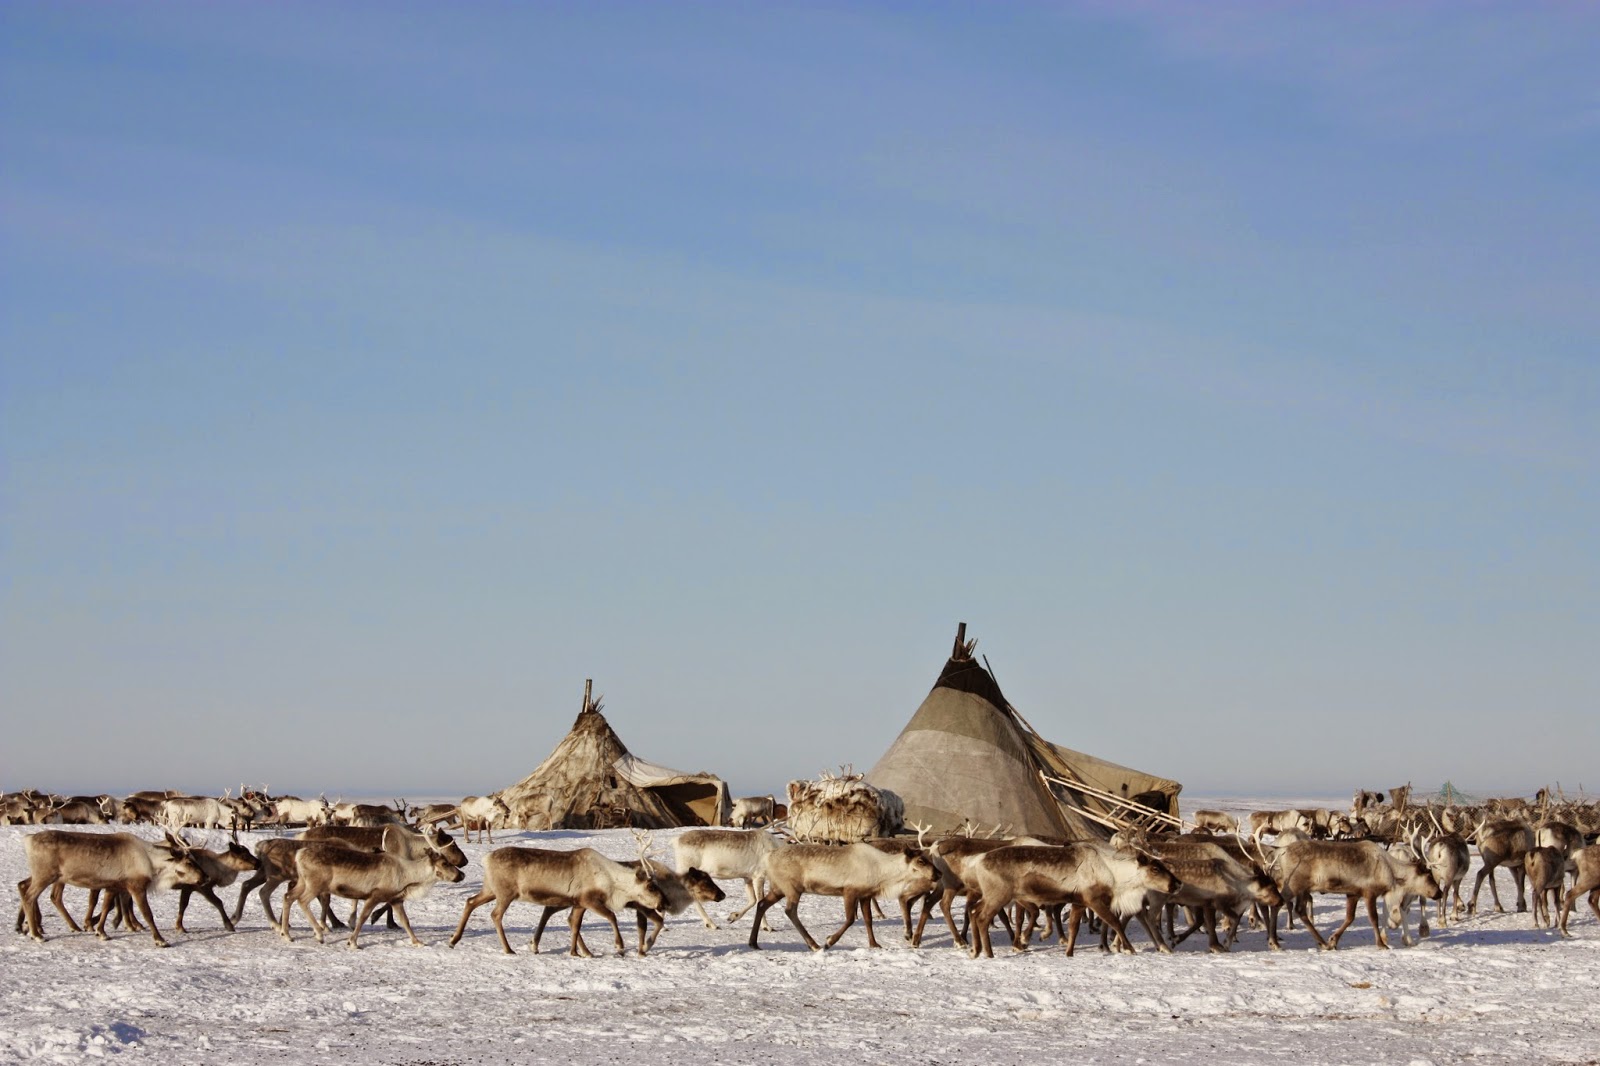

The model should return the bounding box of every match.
[1038,770,1189,833]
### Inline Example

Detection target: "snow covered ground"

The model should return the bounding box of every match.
[3,799,1597,1066]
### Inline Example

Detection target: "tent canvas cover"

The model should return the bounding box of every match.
[498,686,730,830]
[866,630,1181,840]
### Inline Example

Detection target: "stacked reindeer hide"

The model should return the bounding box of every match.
[785,770,903,844]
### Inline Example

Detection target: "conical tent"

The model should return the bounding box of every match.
[865,627,1182,840]
[497,683,731,830]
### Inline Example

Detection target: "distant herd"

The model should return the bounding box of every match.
[5,785,1600,958]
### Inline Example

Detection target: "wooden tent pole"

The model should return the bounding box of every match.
[1040,770,1189,832]
[583,678,593,713]
[953,622,967,659]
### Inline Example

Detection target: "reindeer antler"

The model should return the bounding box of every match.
[630,828,658,868]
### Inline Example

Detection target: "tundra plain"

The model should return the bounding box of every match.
[2,797,1598,1066]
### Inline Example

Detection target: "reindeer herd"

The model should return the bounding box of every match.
[6,785,1600,961]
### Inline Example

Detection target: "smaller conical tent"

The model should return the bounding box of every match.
[866,625,1182,840]
[497,682,731,830]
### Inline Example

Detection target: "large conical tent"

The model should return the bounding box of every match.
[497,681,731,830]
[866,625,1183,840]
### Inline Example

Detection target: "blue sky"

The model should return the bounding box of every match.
[2,2,1595,801]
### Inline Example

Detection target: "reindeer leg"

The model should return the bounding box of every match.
[1088,900,1133,953]
[635,908,651,956]
[1486,863,1507,913]
[1013,902,1035,947]
[784,894,822,951]
[1062,903,1083,957]
[92,889,115,941]
[390,902,423,947]
[1297,895,1332,949]
[1173,906,1204,946]
[936,887,961,950]
[321,892,347,930]
[1135,905,1172,954]
[567,905,594,957]
[114,891,142,932]
[259,878,283,927]
[347,898,381,949]
[131,888,167,947]
[532,905,564,954]
[233,872,266,924]
[971,898,999,959]
[824,894,861,949]
[447,886,493,949]
[293,883,326,943]
[277,882,301,941]
[1368,892,1391,948]
[746,893,779,949]
[728,876,773,931]
[1389,890,1416,946]
[1327,895,1359,949]
[175,886,192,933]
[997,906,1017,946]
[1043,903,1064,944]
[596,901,625,956]
[863,893,884,948]
[1468,863,1487,915]
[1221,908,1244,950]
[1203,906,1224,953]
[21,876,52,942]
[51,882,82,932]
[490,898,517,955]
[910,888,936,947]
[204,885,236,932]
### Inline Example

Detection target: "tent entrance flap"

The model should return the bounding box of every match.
[649,781,728,827]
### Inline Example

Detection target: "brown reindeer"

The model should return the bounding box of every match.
[1557,844,1600,936]
[449,846,665,957]
[1468,817,1534,914]
[19,831,204,947]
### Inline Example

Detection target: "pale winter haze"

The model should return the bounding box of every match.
[1,3,1596,799]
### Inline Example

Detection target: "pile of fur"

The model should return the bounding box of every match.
[784,769,903,844]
